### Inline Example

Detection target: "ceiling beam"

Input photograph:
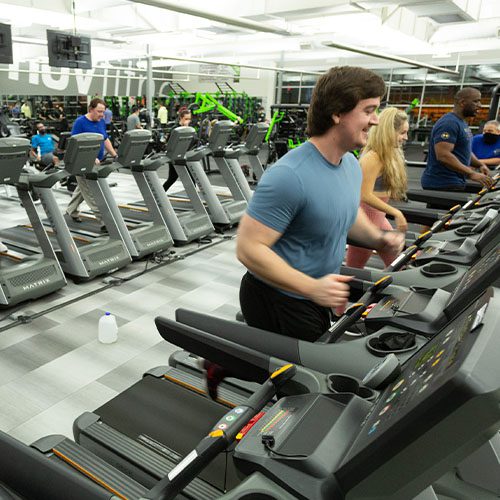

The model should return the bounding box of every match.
[323,41,459,75]
[148,54,323,76]
[128,0,296,36]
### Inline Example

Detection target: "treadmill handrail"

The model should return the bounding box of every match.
[319,275,393,344]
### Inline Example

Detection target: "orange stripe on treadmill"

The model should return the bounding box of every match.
[162,374,236,408]
[52,448,129,500]
[22,222,90,243]
[119,204,148,212]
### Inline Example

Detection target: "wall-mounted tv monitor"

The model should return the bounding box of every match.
[47,29,92,69]
[0,23,13,64]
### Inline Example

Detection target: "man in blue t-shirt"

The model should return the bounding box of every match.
[421,88,492,191]
[65,98,118,228]
[472,120,500,169]
[237,66,404,342]
[103,105,113,126]
[31,122,58,168]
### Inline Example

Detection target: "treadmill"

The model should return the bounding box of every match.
[184,121,248,226]
[120,126,214,244]
[16,288,500,499]
[0,137,66,306]
[410,210,499,266]
[240,122,269,182]
[404,206,498,245]
[160,241,500,409]
[65,130,174,259]
[209,121,254,203]
[406,184,500,210]
[391,172,500,227]
[1,134,131,282]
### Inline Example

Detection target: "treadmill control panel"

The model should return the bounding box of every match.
[232,291,500,499]
[342,291,491,461]
[475,215,500,253]
[446,246,500,309]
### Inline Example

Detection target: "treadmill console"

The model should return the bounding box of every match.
[444,246,500,319]
[208,120,234,152]
[166,126,196,161]
[0,137,30,184]
[234,291,500,499]
[336,290,499,498]
[63,133,102,175]
[244,123,268,153]
[117,129,151,168]
[475,214,500,255]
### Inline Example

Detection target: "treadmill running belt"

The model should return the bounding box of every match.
[0,226,89,251]
[93,375,241,491]
[119,206,154,223]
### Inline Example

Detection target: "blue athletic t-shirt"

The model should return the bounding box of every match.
[31,133,55,155]
[247,141,361,298]
[71,115,108,160]
[472,134,500,161]
[421,112,472,189]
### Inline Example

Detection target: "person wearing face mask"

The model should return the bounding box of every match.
[471,120,500,169]
[345,107,409,269]
[421,88,492,192]
[31,122,58,169]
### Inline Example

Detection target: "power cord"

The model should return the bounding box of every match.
[261,435,307,459]
[390,303,414,315]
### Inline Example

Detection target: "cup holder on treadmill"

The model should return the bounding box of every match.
[327,374,377,402]
[366,331,417,357]
[420,262,458,278]
[454,224,475,237]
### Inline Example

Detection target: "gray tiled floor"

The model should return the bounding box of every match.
[0,170,246,445]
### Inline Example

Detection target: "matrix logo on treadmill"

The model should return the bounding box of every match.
[144,239,164,248]
[97,256,121,266]
[22,278,51,291]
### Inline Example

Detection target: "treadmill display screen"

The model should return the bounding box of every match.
[343,294,488,463]
[476,215,500,250]
[445,247,500,313]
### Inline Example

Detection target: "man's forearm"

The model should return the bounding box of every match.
[104,139,117,157]
[481,157,500,167]
[347,209,384,250]
[470,153,485,168]
[438,152,473,176]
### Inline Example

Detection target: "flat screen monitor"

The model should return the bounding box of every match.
[47,30,92,69]
[0,138,30,184]
[0,23,13,64]
[117,130,151,168]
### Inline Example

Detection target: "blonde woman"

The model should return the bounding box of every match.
[346,107,409,268]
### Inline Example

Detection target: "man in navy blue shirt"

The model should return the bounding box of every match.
[421,88,492,191]
[472,120,500,169]
[65,98,118,229]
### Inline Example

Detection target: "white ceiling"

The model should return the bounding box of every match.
[2,0,500,77]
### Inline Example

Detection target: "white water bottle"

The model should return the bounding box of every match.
[98,312,118,344]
